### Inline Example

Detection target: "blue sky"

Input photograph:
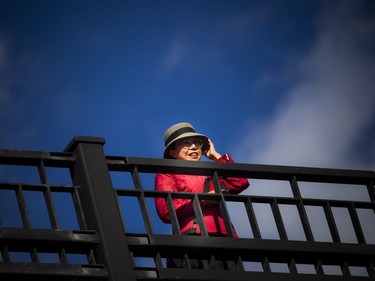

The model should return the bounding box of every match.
[2,0,373,171]
[1,0,375,265]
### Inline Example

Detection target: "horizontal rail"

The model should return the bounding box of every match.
[1,149,374,183]
[0,263,107,280]
[107,156,375,184]
[0,183,80,192]
[144,268,371,281]
[117,189,375,206]
[0,149,75,167]
[126,234,375,265]
[0,228,99,253]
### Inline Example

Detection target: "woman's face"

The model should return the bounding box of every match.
[169,138,203,161]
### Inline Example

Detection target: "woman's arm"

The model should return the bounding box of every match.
[215,153,250,194]
[154,173,195,223]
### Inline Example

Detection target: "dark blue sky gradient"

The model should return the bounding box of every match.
[1,0,324,158]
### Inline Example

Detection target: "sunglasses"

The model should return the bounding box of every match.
[175,138,204,149]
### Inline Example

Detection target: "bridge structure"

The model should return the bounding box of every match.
[0,136,374,280]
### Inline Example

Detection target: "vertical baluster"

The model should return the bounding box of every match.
[348,202,366,244]
[44,186,59,229]
[72,187,88,230]
[291,177,314,241]
[192,194,208,236]
[16,185,31,229]
[166,193,181,235]
[271,198,288,240]
[245,197,261,239]
[212,171,234,237]
[323,201,341,243]
[131,167,153,234]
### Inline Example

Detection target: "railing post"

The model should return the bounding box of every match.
[64,136,135,281]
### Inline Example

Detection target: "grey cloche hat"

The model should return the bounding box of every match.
[163,122,209,159]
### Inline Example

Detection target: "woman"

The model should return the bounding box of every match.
[154,122,249,237]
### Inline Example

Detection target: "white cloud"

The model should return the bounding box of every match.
[219,8,268,42]
[235,2,375,171]
[228,1,375,242]
[158,6,268,80]
[159,37,187,78]
[0,34,60,149]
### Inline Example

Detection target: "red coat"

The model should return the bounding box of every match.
[154,154,249,237]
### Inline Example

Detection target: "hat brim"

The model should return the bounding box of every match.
[163,132,209,159]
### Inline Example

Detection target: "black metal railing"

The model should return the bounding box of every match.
[0,136,374,280]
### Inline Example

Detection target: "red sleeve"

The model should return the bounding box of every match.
[154,173,195,223]
[154,173,173,223]
[215,153,250,194]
